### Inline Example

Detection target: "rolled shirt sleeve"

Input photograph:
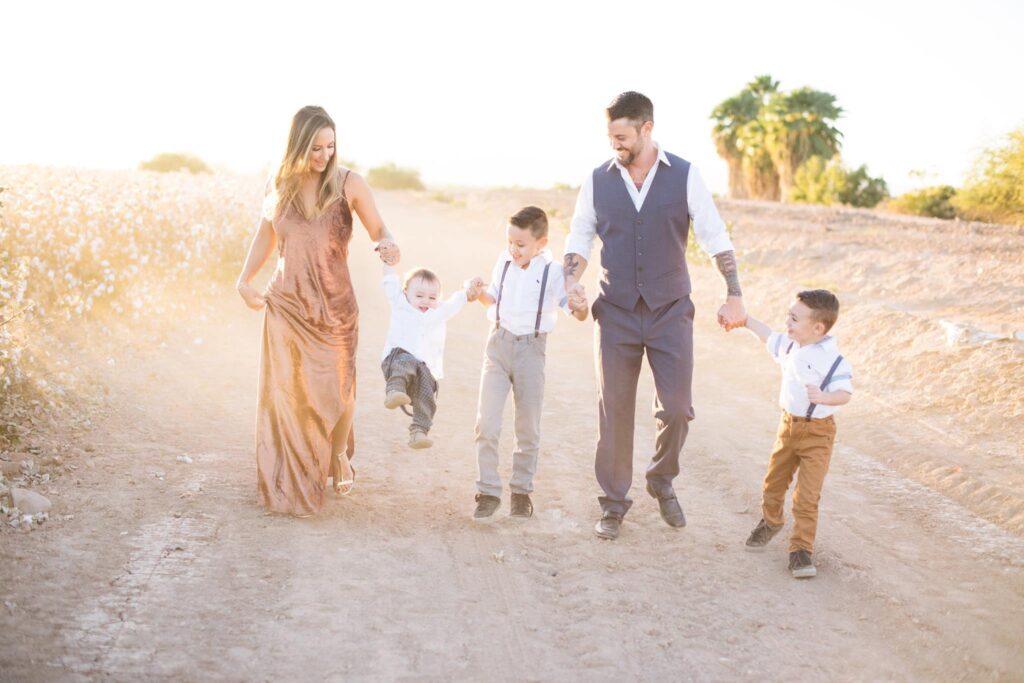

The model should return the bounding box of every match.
[688,165,734,257]
[548,264,572,314]
[565,173,597,262]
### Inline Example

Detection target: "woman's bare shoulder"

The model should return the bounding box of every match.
[338,166,364,184]
[339,168,369,198]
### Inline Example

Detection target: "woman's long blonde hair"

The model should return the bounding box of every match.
[265,105,345,221]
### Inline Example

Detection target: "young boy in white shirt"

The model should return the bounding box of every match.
[740,289,853,578]
[470,206,589,521]
[381,265,484,449]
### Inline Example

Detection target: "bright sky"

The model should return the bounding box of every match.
[3,0,1022,194]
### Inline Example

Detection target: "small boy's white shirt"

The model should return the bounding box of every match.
[766,332,853,418]
[484,248,571,336]
[381,269,466,379]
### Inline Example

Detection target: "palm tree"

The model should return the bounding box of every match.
[710,75,779,200]
[762,88,843,202]
[711,92,757,199]
[737,118,781,201]
[745,74,780,101]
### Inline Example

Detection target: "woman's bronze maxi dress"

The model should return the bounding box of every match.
[256,183,357,515]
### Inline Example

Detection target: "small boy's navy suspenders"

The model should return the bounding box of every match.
[494,261,551,338]
[533,264,551,337]
[493,261,512,331]
[806,355,844,419]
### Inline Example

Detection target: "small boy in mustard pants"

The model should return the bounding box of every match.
[740,290,853,578]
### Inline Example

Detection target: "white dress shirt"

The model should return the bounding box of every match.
[565,143,734,262]
[766,332,854,419]
[381,270,467,379]
[485,248,571,336]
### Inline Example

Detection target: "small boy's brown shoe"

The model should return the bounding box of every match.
[745,518,784,552]
[789,550,817,578]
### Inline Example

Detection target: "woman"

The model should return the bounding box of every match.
[237,105,399,516]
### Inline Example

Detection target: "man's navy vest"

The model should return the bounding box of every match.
[592,152,691,310]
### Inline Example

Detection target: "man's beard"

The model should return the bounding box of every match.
[618,142,641,165]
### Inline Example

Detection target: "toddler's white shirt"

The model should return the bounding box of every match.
[381,272,466,379]
[766,333,853,418]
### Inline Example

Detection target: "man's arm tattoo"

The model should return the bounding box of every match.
[563,253,582,281]
[714,250,742,297]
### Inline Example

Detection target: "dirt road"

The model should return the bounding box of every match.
[2,192,1022,681]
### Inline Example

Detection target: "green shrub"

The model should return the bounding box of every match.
[140,153,211,174]
[791,157,888,208]
[367,163,425,190]
[953,128,1024,225]
[838,164,889,208]
[887,185,958,219]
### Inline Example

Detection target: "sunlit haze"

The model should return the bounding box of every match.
[3,0,1022,194]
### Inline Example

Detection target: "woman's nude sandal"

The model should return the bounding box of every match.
[331,452,355,496]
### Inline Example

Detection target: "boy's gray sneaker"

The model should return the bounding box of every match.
[789,550,817,578]
[510,493,533,519]
[745,518,783,552]
[473,494,501,523]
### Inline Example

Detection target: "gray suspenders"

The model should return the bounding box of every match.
[494,261,551,338]
[806,355,844,419]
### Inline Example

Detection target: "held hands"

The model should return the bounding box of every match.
[376,238,401,266]
[567,283,589,319]
[465,276,486,301]
[237,282,266,310]
[717,295,747,331]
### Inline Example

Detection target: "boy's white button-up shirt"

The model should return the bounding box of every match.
[766,332,853,418]
[485,248,571,336]
[381,270,466,379]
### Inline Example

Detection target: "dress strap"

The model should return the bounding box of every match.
[340,169,352,199]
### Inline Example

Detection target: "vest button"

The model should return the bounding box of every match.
[638,283,644,288]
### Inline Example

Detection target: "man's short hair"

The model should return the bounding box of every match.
[403,267,440,290]
[606,91,654,125]
[509,206,548,239]
[797,289,840,332]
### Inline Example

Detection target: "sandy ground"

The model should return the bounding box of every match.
[2,191,1023,681]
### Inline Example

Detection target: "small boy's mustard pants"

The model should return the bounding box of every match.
[762,412,837,553]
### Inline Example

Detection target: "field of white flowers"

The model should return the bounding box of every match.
[0,166,263,436]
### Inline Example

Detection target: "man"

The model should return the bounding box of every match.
[564,91,746,540]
